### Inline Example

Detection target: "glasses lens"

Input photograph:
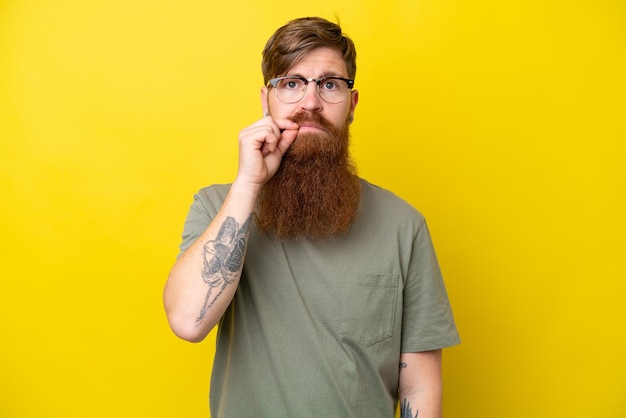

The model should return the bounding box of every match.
[318,78,350,104]
[275,77,306,103]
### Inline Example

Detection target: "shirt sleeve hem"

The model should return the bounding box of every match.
[401,335,461,353]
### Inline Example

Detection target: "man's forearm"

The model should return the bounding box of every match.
[398,350,443,418]
[399,387,442,418]
[194,212,252,325]
[163,181,259,342]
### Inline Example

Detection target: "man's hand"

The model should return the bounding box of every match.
[236,116,299,187]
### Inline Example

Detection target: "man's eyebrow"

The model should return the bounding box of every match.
[283,73,305,79]
[283,71,347,79]
[318,71,347,78]
[319,73,349,80]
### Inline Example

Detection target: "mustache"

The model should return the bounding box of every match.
[288,111,336,132]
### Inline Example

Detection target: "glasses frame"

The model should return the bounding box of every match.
[267,76,355,104]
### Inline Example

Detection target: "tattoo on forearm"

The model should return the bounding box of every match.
[400,398,419,418]
[195,214,252,325]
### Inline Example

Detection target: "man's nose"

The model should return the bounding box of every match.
[299,83,323,111]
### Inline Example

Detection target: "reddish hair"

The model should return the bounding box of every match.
[261,17,357,85]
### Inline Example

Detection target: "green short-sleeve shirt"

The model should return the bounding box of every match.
[178,179,460,418]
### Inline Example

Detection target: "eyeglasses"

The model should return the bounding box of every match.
[267,76,355,104]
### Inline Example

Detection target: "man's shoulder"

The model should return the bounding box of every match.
[359,179,425,222]
[195,183,232,203]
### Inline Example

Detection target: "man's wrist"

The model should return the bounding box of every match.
[230,178,263,201]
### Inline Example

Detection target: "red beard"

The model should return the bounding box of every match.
[255,111,361,239]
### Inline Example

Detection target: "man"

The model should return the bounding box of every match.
[164,17,459,418]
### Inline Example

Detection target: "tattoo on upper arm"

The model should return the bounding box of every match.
[399,362,407,372]
[400,398,419,418]
[195,214,252,325]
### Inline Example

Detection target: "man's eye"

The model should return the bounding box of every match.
[281,79,302,89]
[322,80,338,90]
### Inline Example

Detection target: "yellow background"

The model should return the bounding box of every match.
[1,0,624,417]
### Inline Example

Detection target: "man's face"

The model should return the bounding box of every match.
[256,48,361,239]
[261,47,358,133]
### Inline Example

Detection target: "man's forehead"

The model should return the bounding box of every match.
[283,47,348,77]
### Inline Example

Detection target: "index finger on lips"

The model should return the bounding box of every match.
[275,118,300,133]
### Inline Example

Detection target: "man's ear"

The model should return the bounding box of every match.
[261,87,269,117]
[349,89,359,121]
[350,89,359,111]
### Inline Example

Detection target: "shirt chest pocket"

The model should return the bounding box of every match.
[340,273,400,347]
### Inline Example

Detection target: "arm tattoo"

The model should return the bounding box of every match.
[400,398,419,418]
[195,214,252,325]
[399,362,407,372]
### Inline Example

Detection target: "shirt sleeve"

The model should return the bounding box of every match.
[177,184,230,258]
[400,218,460,352]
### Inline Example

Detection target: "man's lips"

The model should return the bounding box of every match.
[289,112,334,134]
[297,123,326,132]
